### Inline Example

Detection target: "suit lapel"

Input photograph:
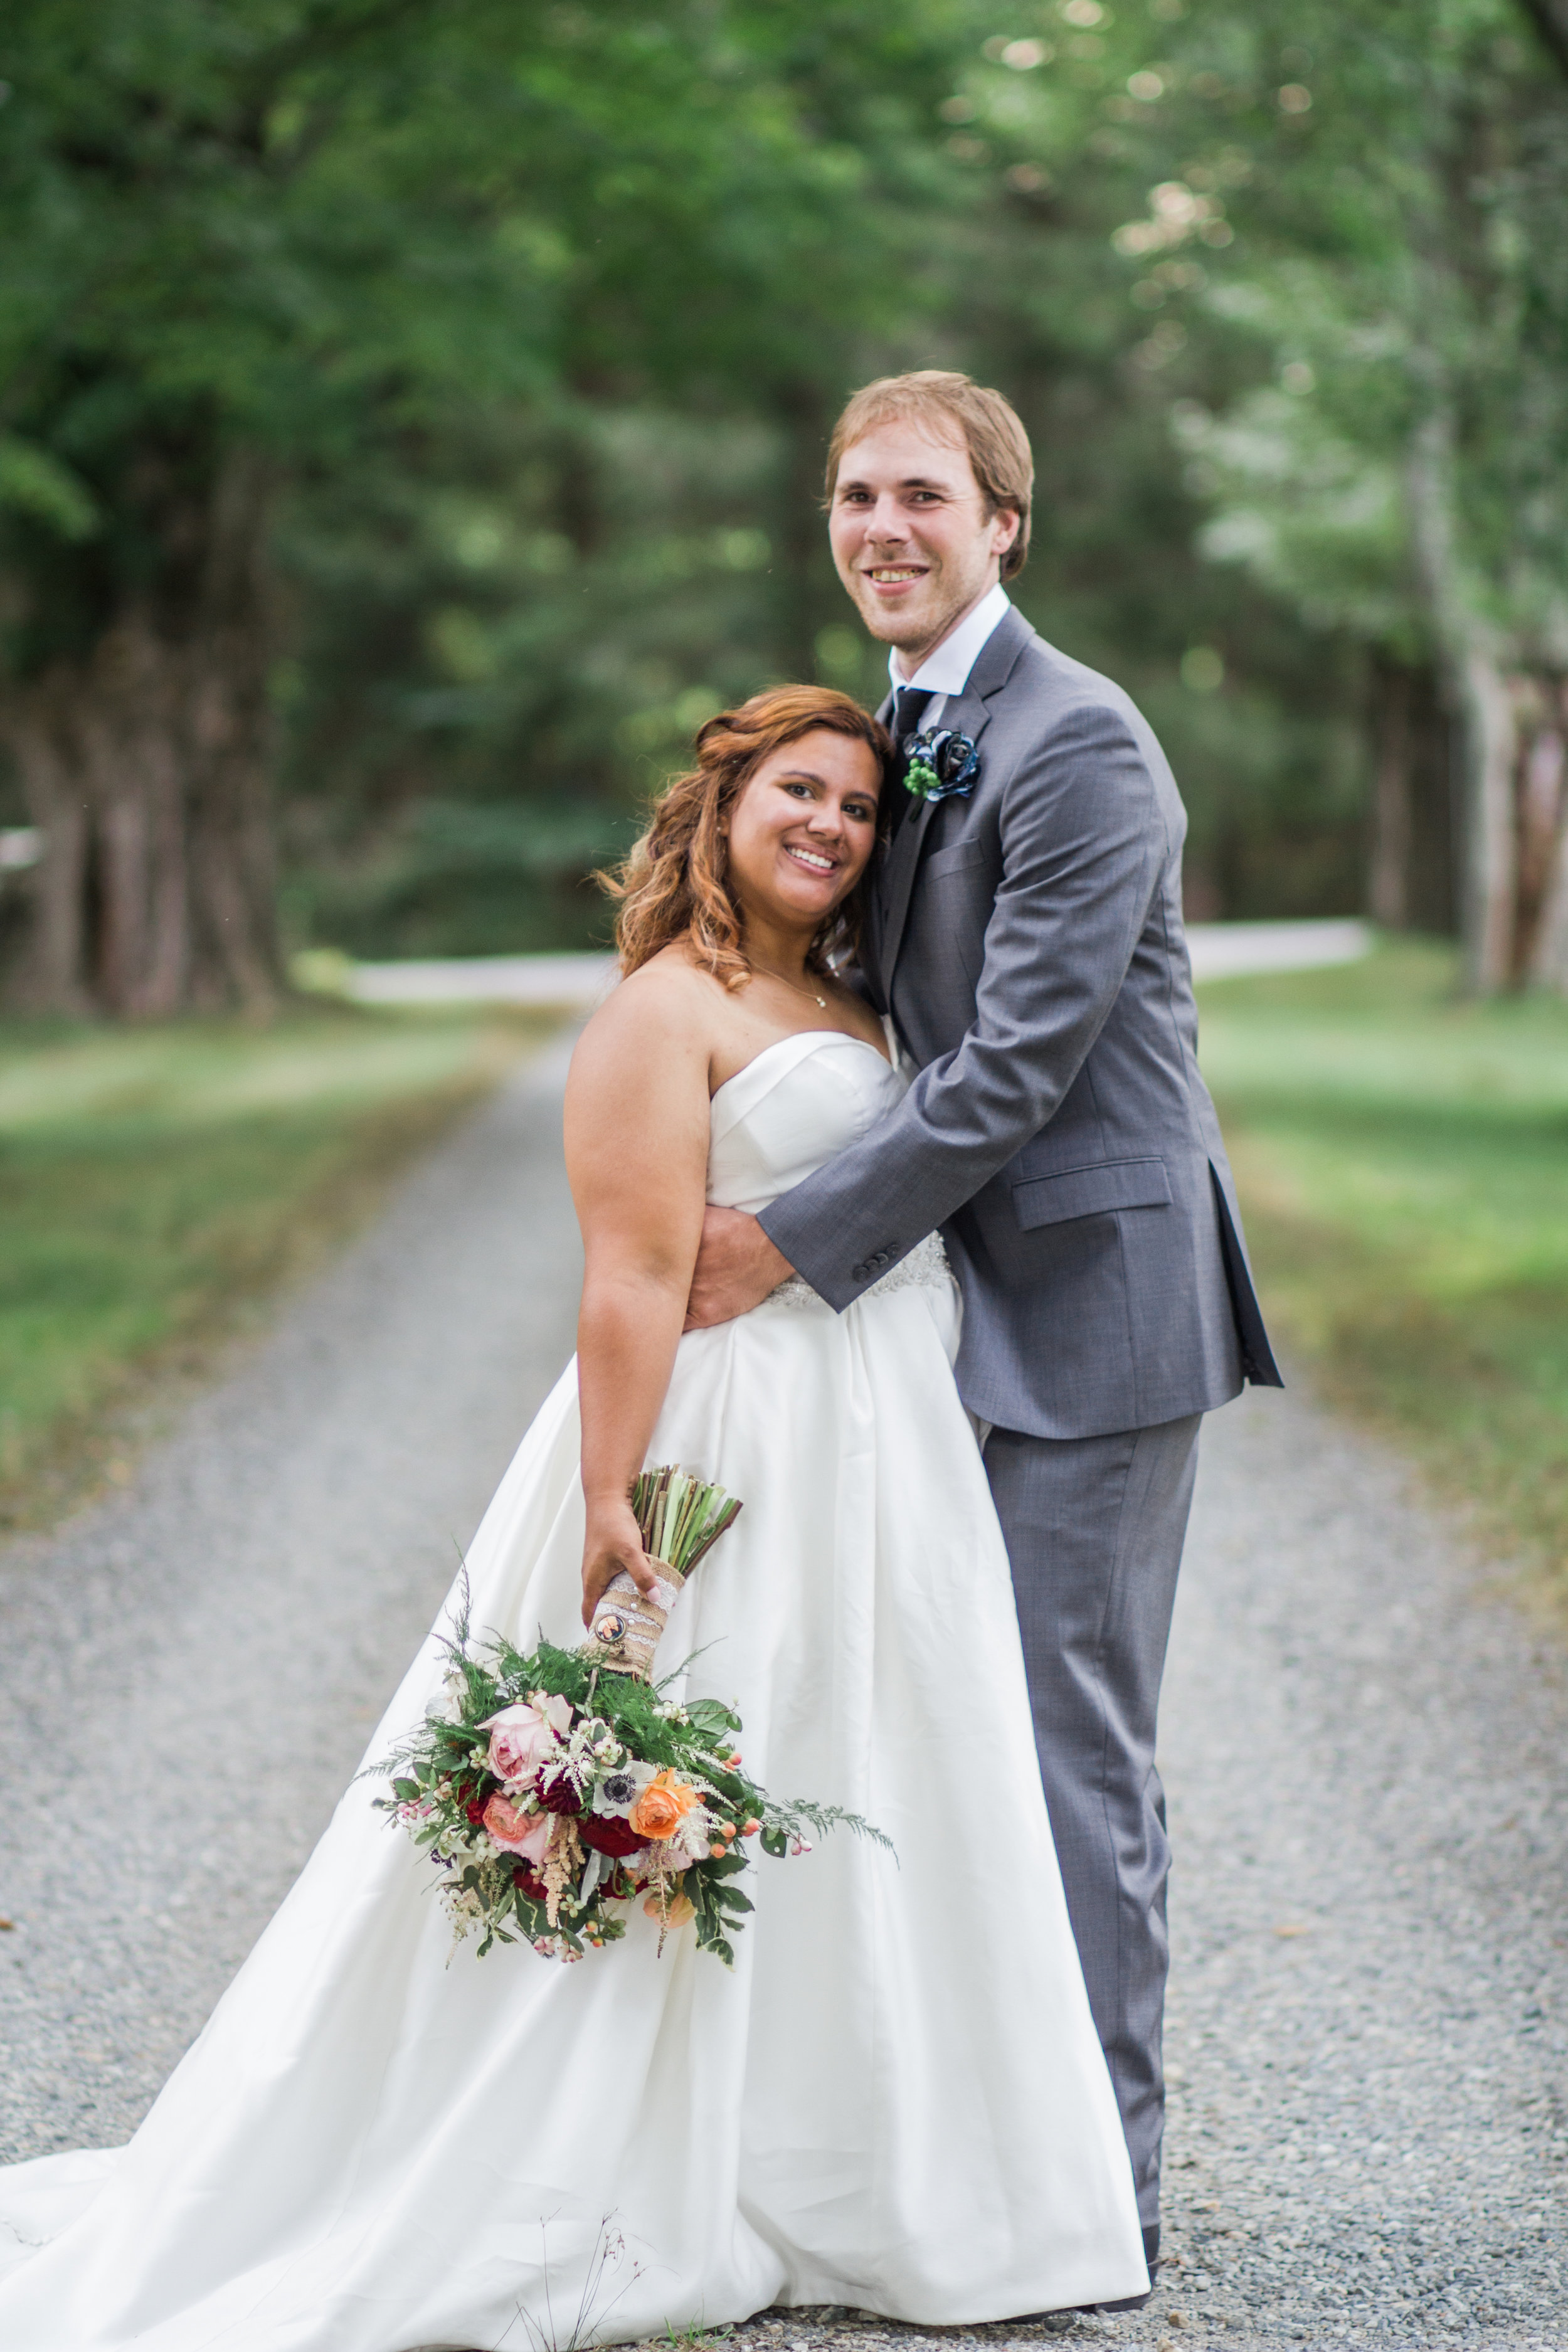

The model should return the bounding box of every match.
[877,672,993,985]
[876,790,937,988]
[876,607,1035,988]
[868,608,1035,995]
[859,687,896,1005]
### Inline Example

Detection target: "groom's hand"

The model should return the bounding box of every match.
[684,1207,795,1330]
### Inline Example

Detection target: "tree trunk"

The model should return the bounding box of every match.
[1,677,93,1012]
[1457,646,1520,992]
[1369,660,1412,930]
[0,457,280,1017]
[1402,410,1568,992]
[1366,657,1457,936]
[1516,0,1568,82]
[1532,812,1568,992]
[1517,679,1568,988]
[1406,405,1519,990]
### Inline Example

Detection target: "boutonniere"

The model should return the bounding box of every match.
[903,728,980,805]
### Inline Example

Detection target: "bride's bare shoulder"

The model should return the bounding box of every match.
[569,947,729,1093]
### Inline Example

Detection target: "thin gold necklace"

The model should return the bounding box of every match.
[753,961,828,1010]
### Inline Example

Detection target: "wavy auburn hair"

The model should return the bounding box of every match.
[603,685,893,988]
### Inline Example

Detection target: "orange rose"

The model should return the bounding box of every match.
[628,1769,697,1842]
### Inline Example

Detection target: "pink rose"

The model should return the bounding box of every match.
[482,1702,561,1789]
[482,1794,553,1862]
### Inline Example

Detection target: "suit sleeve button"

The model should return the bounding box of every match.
[851,1262,869,1281]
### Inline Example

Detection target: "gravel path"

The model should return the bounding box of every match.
[1143,1394,1567,2350]
[0,1035,581,2159]
[2,1040,1564,2348]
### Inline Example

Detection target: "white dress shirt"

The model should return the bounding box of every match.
[886,581,1011,732]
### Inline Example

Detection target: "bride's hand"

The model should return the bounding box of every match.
[581,1498,661,1628]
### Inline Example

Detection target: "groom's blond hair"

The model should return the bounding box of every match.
[825,371,1034,581]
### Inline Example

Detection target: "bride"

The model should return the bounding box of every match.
[0,684,1147,2348]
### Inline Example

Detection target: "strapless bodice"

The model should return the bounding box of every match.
[707,1029,908,1213]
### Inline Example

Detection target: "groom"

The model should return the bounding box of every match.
[686,370,1280,2290]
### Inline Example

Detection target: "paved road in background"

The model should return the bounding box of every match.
[330,918,1374,1010]
[2,1032,1563,2349]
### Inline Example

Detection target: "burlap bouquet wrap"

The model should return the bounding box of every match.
[581,1466,741,1682]
[586,1562,684,1680]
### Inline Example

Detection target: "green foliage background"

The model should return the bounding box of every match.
[3,0,1565,961]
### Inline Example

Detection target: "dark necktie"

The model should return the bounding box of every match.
[887,685,935,842]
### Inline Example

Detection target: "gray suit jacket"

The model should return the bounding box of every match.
[758,606,1282,1440]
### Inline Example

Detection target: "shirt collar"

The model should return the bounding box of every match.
[887,581,1012,701]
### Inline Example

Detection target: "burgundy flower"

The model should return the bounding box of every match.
[512,1863,548,1901]
[539,1771,583,1816]
[578,1812,647,1858]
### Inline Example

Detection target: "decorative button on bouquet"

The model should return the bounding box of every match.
[375,1466,887,1965]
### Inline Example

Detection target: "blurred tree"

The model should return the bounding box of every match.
[0,0,968,1008]
[1519,0,1568,77]
[8,0,1564,997]
[272,9,983,960]
[916,3,1372,928]
[275,405,789,955]
[287,0,1381,957]
[1058,0,1568,990]
[0,0,545,1010]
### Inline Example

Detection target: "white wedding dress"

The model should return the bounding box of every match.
[0,1029,1148,2349]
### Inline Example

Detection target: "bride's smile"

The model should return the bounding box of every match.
[723,728,882,933]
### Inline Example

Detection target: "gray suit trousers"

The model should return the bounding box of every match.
[985,1411,1201,2230]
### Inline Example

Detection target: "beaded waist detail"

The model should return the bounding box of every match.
[760,1230,954,1313]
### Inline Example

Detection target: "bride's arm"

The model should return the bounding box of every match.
[563,972,714,1626]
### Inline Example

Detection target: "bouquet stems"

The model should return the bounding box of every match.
[585,1466,742,1679]
[633,1465,741,1577]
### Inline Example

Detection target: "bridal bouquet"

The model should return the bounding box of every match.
[374,1466,886,1965]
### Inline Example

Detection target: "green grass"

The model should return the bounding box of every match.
[0,1004,554,1527]
[1198,938,1568,1617]
[13,949,1562,1614]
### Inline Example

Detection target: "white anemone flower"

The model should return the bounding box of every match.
[591,1758,656,1818]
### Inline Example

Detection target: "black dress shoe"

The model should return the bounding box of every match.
[1077,2223,1160,2314]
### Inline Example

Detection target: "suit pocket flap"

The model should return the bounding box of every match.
[1012,1156,1172,1231]
[925,838,988,879]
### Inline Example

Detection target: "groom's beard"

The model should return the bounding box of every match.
[845,563,999,667]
